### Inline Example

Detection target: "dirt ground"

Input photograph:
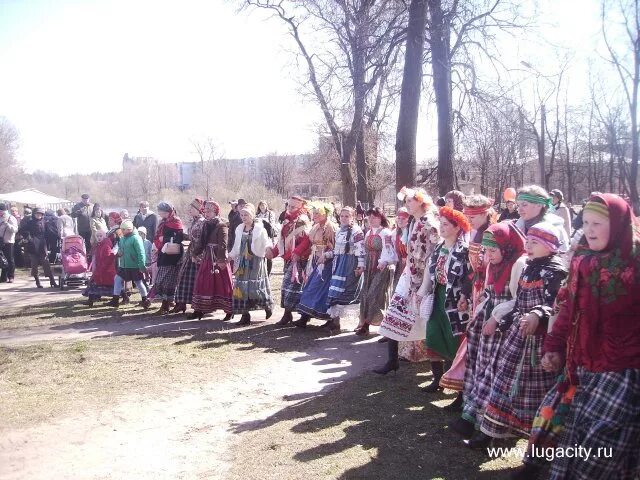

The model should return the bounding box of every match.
[0,270,522,480]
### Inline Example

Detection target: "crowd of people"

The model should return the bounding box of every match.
[1,184,638,480]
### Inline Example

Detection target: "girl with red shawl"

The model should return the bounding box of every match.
[82,229,116,306]
[514,194,640,480]
[191,201,233,320]
[153,202,185,314]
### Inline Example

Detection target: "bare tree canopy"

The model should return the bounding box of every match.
[0,117,23,192]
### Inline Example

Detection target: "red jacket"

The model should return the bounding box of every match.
[91,239,116,287]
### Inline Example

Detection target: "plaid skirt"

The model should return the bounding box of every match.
[154,265,179,300]
[549,368,640,480]
[174,258,199,304]
[281,258,308,311]
[480,324,557,439]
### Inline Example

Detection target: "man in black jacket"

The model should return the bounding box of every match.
[18,208,58,288]
[227,199,245,252]
[71,194,92,252]
[133,201,158,241]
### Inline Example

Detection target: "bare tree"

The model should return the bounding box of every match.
[260,153,291,196]
[244,0,406,205]
[191,138,220,199]
[602,0,640,212]
[0,117,23,192]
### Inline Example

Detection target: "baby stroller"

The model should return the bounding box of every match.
[58,235,89,290]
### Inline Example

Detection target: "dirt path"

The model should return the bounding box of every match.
[0,306,386,480]
[1,275,81,310]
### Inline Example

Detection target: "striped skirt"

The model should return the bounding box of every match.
[480,323,557,439]
[191,254,233,314]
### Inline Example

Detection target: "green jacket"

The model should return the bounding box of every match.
[117,232,146,270]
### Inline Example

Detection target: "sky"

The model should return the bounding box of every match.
[0,0,610,175]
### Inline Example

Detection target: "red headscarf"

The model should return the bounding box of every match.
[483,221,526,294]
[154,210,184,250]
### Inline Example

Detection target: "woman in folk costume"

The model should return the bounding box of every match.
[448,222,527,439]
[469,222,568,449]
[513,194,640,480]
[83,229,116,307]
[229,203,274,326]
[323,206,365,333]
[420,207,472,396]
[440,195,495,410]
[375,188,440,375]
[191,201,233,321]
[267,195,312,326]
[354,207,396,336]
[445,190,466,212]
[515,185,569,254]
[172,198,206,314]
[153,202,185,314]
[295,202,338,328]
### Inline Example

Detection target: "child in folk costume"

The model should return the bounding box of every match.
[229,203,274,326]
[421,207,472,396]
[295,202,338,328]
[267,196,312,326]
[470,222,568,448]
[514,194,640,480]
[323,207,366,333]
[107,220,150,310]
[83,229,116,307]
[191,201,233,321]
[448,222,527,439]
[440,195,495,410]
[375,188,440,375]
[153,202,185,314]
[355,207,396,336]
[172,198,206,314]
[515,185,569,254]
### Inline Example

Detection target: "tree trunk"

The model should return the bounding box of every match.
[428,0,454,195]
[538,104,547,189]
[340,146,357,206]
[395,0,428,194]
[356,129,370,205]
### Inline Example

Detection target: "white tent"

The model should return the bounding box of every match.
[0,188,73,211]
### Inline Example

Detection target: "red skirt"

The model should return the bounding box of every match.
[191,254,233,313]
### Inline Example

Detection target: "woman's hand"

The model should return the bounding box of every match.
[519,312,540,336]
[541,352,563,373]
[265,248,273,260]
[482,317,498,336]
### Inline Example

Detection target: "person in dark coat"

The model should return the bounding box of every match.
[71,193,92,252]
[227,199,245,252]
[133,201,158,241]
[498,200,520,221]
[18,208,58,288]
[44,210,61,264]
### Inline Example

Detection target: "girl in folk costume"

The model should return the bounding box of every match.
[354,207,396,336]
[295,202,338,328]
[267,196,312,326]
[229,203,274,326]
[172,198,206,314]
[515,185,569,254]
[191,201,233,321]
[440,195,495,409]
[153,202,185,314]
[107,220,150,310]
[375,188,440,375]
[470,222,568,449]
[421,207,472,394]
[514,194,640,480]
[323,207,365,333]
[448,222,527,439]
[83,229,116,307]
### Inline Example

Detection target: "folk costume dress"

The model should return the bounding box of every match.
[424,235,472,365]
[359,227,396,326]
[326,224,365,318]
[229,219,274,314]
[378,213,440,342]
[461,222,527,428]
[297,220,338,319]
[153,212,184,302]
[526,194,640,479]
[480,252,567,439]
[174,214,205,305]
[83,237,117,300]
[191,217,233,314]
[271,209,312,312]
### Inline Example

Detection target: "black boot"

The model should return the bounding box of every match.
[156,300,168,314]
[509,463,542,480]
[107,295,120,308]
[223,312,233,321]
[466,431,493,450]
[293,313,311,328]
[49,276,58,288]
[237,313,251,325]
[265,307,273,319]
[448,417,475,439]
[139,297,151,310]
[422,361,445,392]
[275,309,293,326]
[34,276,43,288]
[374,340,400,375]
[170,302,186,314]
[444,392,464,412]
